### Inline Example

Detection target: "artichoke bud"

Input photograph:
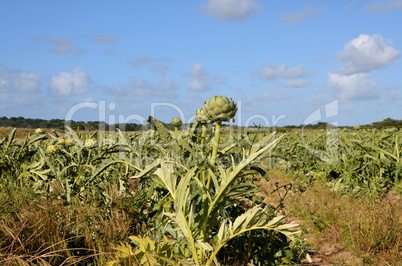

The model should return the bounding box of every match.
[171,117,182,127]
[84,138,97,148]
[64,138,73,147]
[204,96,237,122]
[194,108,210,124]
[35,128,45,134]
[47,144,58,154]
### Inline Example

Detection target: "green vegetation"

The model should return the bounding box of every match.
[0,99,302,265]
[1,100,401,265]
[274,128,402,198]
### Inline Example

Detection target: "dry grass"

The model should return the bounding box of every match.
[0,186,132,265]
[259,169,402,265]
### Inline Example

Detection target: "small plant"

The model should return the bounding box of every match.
[171,117,182,132]
[194,107,210,151]
[35,128,45,134]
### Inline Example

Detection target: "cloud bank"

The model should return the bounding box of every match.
[365,0,402,13]
[329,34,400,101]
[280,5,323,23]
[336,34,400,74]
[184,63,227,92]
[48,67,92,97]
[200,0,262,21]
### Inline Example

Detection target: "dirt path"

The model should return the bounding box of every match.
[258,169,363,265]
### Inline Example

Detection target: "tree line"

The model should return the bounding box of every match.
[1,116,401,131]
[0,116,147,131]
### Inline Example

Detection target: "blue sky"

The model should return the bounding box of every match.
[1,0,401,126]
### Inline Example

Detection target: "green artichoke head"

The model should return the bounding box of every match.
[194,108,211,124]
[204,96,237,122]
[47,144,58,154]
[171,117,182,127]
[64,138,73,147]
[57,138,65,145]
[35,128,45,134]
[84,138,97,148]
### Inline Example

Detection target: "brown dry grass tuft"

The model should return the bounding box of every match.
[0,186,132,265]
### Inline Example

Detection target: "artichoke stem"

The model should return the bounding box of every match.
[200,124,207,151]
[211,120,221,166]
[175,127,178,133]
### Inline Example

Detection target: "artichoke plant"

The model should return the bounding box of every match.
[194,108,210,150]
[203,96,237,166]
[171,117,182,132]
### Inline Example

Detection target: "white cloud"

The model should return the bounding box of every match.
[308,93,328,106]
[388,90,402,100]
[130,77,177,98]
[73,47,87,56]
[253,63,307,80]
[385,85,402,100]
[336,34,400,74]
[48,67,92,96]
[128,54,173,75]
[200,0,262,21]
[128,54,152,68]
[345,1,358,9]
[107,77,177,100]
[186,79,208,92]
[184,63,227,92]
[312,57,329,63]
[151,64,170,75]
[365,0,402,13]
[0,66,41,93]
[328,34,400,102]
[259,88,292,101]
[34,36,73,54]
[281,79,309,88]
[0,92,45,112]
[186,62,208,77]
[13,72,41,92]
[329,72,380,100]
[0,66,45,114]
[99,77,178,118]
[93,34,118,44]
[280,5,324,23]
[104,50,115,56]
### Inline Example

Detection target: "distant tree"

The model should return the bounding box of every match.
[372,118,402,129]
